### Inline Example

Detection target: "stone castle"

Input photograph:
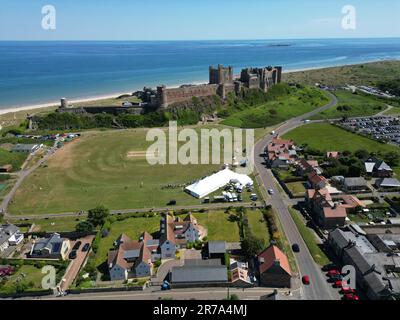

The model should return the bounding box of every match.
[56,64,282,115]
[139,64,282,108]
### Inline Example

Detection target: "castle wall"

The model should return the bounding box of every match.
[158,84,219,107]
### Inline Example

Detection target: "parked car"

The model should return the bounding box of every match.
[302,275,310,285]
[69,250,77,260]
[72,241,82,250]
[327,270,341,277]
[328,274,343,282]
[161,281,171,291]
[343,293,359,301]
[268,189,274,195]
[333,280,343,288]
[341,287,356,295]
[292,244,300,253]
[167,200,177,206]
[82,243,90,252]
[322,263,338,272]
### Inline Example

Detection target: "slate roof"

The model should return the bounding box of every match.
[171,265,228,283]
[208,241,227,254]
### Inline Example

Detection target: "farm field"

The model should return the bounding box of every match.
[8,125,248,215]
[311,90,388,120]
[221,86,330,128]
[283,123,400,154]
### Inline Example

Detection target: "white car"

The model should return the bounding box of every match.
[268,189,274,195]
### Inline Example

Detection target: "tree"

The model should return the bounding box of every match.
[354,149,370,160]
[87,205,110,227]
[383,151,400,167]
[75,220,95,233]
[241,235,264,259]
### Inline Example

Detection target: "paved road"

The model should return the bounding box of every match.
[253,92,339,300]
[37,287,301,301]
[3,202,263,221]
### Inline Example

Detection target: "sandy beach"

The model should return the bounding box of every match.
[0,60,389,117]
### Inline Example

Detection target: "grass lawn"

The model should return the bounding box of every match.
[9,125,238,215]
[94,216,161,268]
[0,148,28,172]
[195,210,241,243]
[26,217,84,232]
[289,207,330,266]
[283,123,400,154]
[0,265,45,293]
[384,106,400,115]
[286,181,307,197]
[246,209,270,245]
[284,60,400,87]
[311,90,388,120]
[222,86,330,128]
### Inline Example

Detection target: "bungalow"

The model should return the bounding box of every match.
[343,177,369,192]
[308,172,328,190]
[266,137,297,169]
[365,157,393,178]
[257,245,292,288]
[375,178,400,190]
[0,224,24,252]
[30,233,70,260]
[108,233,153,281]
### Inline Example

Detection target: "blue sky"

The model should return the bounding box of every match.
[0,0,399,40]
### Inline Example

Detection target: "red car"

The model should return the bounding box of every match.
[344,293,359,301]
[327,270,341,277]
[302,275,310,285]
[341,287,356,295]
[334,280,343,288]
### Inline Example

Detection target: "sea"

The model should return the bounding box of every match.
[0,38,400,109]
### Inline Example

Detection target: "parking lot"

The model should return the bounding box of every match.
[338,116,400,146]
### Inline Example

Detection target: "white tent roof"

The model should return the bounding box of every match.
[185,168,253,199]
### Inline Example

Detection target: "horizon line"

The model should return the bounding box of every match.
[1,36,400,42]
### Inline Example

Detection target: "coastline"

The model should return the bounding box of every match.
[0,59,396,117]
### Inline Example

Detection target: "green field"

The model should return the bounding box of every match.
[289,207,330,266]
[221,86,330,128]
[27,217,84,232]
[246,209,270,245]
[195,210,241,243]
[311,90,388,120]
[9,126,239,215]
[283,123,400,154]
[0,148,28,171]
[284,60,400,87]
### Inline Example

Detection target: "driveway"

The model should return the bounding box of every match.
[59,235,95,292]
[151,258,184,286]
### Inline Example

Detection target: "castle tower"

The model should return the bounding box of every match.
[157,85,168,108]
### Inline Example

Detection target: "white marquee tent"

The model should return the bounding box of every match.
[185,168,253,199]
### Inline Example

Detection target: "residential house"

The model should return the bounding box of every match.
[307,171,328,189]
[266,137,297,169]
[328,228,400,300]
[159,214,203,259]
[108,233,154,281]
[257,245,292,288]
[295,159,322,176]
[343,177,369,192]
[375,178,400,190]
[0,224,24,252]
[365,157,393,178]
[307,188,347,229]
[340,195,366,213]
[30,233,70,260]
[170,259,228,288]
